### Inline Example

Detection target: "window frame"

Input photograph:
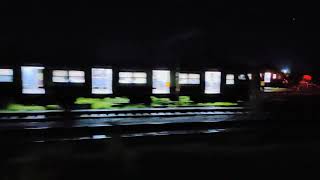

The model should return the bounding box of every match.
[205,71,221,94]
[21,66,45,94]
[0,68,14,83]
[91,68,113,94]
[178,73,201,85]
[52,70,85,83]
[118,71,147,85]
[226,74,235,85]
[152,70,171,94]
[264,72,272,83]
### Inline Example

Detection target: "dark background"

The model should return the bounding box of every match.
[1,1,319,74]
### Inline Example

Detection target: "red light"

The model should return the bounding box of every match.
[303,75,312,81]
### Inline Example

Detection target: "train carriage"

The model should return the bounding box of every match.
[0,63,253,108]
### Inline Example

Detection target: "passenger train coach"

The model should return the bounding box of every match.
[0,64,253,107]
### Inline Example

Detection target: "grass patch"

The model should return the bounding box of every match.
[151,96,195,107]
[73,96,238,109]
[75,98,101,105]
[176,96,193,106]
[6,104,46,111]
[197,102,238,107]
[103,97,130,105]
[75,97,130,109]
[91,101,113,109]
[151,96,175,107]
[121,104,147,109]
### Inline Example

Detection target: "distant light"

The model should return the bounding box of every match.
[264,72,272,83]
[272,74,277,79]
[303,75,312,81]
[281,68,290,74]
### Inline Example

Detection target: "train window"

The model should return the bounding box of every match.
[21,66,45,94]
[69,71,85,83]
[52,70,68,83]
[272,73,277,80]
[226,74,235,85]
[119,72,147,84]
[92,68,113,94]
[238,74,246,80]
[247,73,252,80]
[52,70,85,83]
[0,69,13,82]
[152,70,170,94]
[205,71,221,94]
[179,73,200,85]
[264,72,271,83]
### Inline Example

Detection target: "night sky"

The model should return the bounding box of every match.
[1,2,319,74]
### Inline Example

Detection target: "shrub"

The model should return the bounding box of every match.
[176,96,193,106]
[151,96,174,107]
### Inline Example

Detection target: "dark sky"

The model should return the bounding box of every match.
[1,1,319,73]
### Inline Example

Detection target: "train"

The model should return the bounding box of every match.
[0,63,288,108]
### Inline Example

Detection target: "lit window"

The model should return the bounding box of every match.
[0,69,13,82]
[205,71,221,94]
[52,70,85,83]
[226,74,235,85]
[264,72,271,83]
[69,71,85,83]
[238,74,246,80]
[247,73,252,80]
[152,70,170,94]
[272,73,277,79]
[21,66,45,94]
[178,73,200,85]
[92,68,113,94]
[119,72,147,84]
[52,70,68,83]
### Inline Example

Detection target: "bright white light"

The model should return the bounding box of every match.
[238,74,246,80]
[281,68,290,74]
[152,70,170,94]
[264,72,272,83]
[52,70,68,83]
[272,74,277,79]
[92,68,113,94]
[69,70,85,83]
[226,74,235,85]
[21,66,45,94]
[178,73,200,85]
[205,71,221,94]
[0,69,13,82]
[119,72,147,84]
[69,70,84,77]
[52,70,85,83]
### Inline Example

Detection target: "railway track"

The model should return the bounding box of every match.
[0,106,249,121]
